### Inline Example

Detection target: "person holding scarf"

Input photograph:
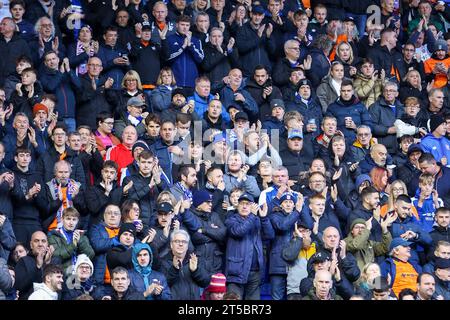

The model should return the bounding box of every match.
[129,242,171,300]
[67,25,99,76]
[43,160,86,232]
[48,207,95,275]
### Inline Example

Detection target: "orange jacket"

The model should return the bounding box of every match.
[424,56,450,88]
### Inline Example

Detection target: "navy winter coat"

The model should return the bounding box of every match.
[225,213,275,284]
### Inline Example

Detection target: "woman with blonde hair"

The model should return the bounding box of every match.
[354,263,382,299]
[151,67,177,114]
[399,69,429,105]
[334,41,361,79]
[380,180,419,220]
[108,70,150,114]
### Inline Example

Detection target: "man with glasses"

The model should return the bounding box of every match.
[398,42,425,81]
[159,229,210,300]
[369,82,405,154]
[351,125,377,163]
[90,204,122,286]
[74,57,114,130]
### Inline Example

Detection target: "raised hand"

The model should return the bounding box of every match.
[295,193,304,212]
[189,253,198,272]
[250,203,259,216]
[259,203,268,217]
[123,180,134,194]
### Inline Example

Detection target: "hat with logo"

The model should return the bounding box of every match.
[192,190,213,208]
[288,128,303,139]
[238,193,254,203]
[157,202,174,214]
[270,99,285,110]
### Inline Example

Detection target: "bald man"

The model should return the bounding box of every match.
[302,270,343,300]
[219,69,258,121]
[75,56,114,130]
[359,143,392,175]
[106,126,138,183]
[318,227,361,283]
[14,231,59,300]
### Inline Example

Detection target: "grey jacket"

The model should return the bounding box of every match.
[316,75,339,113]
[223,173,260,199]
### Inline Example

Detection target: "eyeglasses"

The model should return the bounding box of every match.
[41,24,52,28]
[172,240,188,245]
[288,47,300,51]
[357,133,370,137]
[102,121,114,126]
[105,211,121,216]
[384,89,397,93]
[53,132,66,137]
[78,265,91,270]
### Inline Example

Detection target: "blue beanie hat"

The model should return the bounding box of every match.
[193,190,213,208]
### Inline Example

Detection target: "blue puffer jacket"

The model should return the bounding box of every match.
[326,96,374,143]
[164,32,204,88]
[420,134,450,164]
[225,213,275,284]
[89,223,119,284]
[389,215,433,265]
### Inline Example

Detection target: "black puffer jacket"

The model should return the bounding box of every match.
[158,251,210,300]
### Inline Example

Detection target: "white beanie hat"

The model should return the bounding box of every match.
[74,254,94,276]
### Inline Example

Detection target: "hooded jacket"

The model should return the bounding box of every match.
[28,282,58,300]
[129,242,171,300]
[353,72,383,108]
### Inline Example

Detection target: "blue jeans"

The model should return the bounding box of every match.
[270,275,287,300]
[63,117,77,133]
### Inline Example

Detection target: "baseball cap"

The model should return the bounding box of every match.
[288,128,303,140]
[389,237,412,252]
[157,202,174,214]
[310,252,330,264]
[127,96,147,108]
[234,111,249,122]
[238,193,254,203]
[252,5,265,15]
